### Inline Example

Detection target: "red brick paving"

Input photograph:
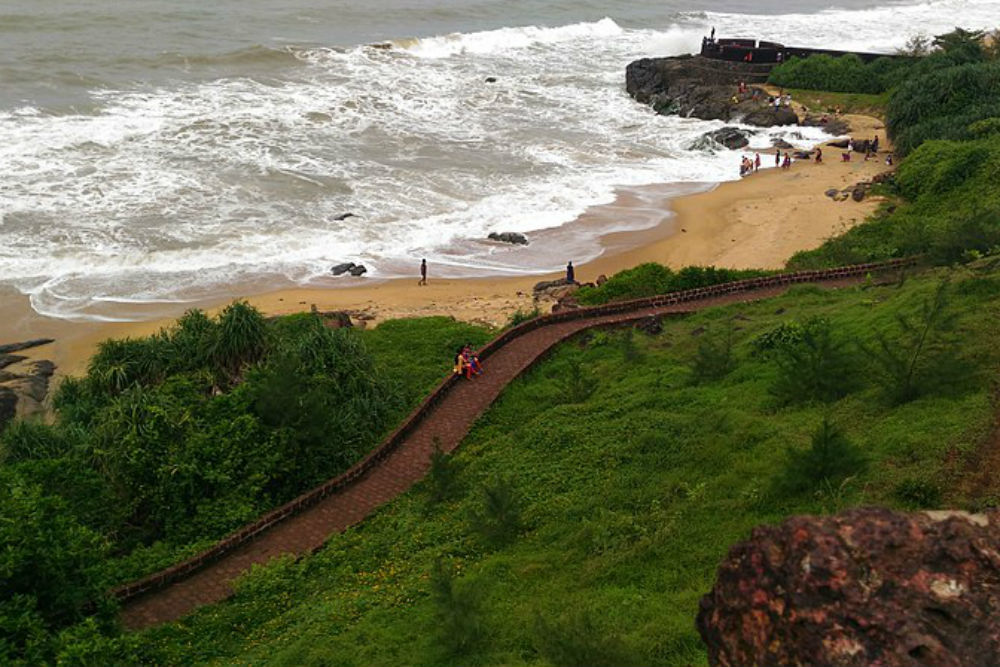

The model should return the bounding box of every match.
[118,277,869,629]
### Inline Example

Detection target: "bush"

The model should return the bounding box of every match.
[425,440,462,505]
[533,610,641,667]
[778,419,867,495]
[770,318,859,404]
[576,264,769,305]
[507,307,540,328]
[768,54,912,94]
[894,477,942,508]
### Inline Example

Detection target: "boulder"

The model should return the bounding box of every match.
[488,232,529,245]
[533,278,572,294]
[853,138,872,153]
[596,274,608,286]
[317,311,353,329]
[827,138,851,148]
[697,507,1000,667]
[484,76,497,83]
[348,264,368,276]
[825,188,840,198]
[771,137,793,149]
[331,262,356,276]
[332,212,355,221]
[0,354,25,371]
[793,150,814,159]
[699,127,752,150]
[852,184,868,202]
[740,106,799,127]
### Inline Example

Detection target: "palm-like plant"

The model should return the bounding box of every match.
[212,301,268,382]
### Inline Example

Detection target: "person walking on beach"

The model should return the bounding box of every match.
[754,153,761,171]
[775,150,781,167]
[566,261,575,283]
[418,258,427,286]
[815,147,822,164]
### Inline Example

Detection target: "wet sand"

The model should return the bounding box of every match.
[3,112,893,378]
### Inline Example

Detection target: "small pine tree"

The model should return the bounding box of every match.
[426,438,461,504]
[690,325,736,383]
[771,317,859,404]
[469,478,522,546]
[559,358,594,404]
[862,279,959,404]
[779,419,867,495]
[429,558,482,655]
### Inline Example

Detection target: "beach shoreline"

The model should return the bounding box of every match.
[3,112,893,378]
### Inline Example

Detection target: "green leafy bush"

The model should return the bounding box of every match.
[769,54,913,94]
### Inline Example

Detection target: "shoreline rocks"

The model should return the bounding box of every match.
[626,55,800,127]
[330,262,368,277]
[0,349,56,432]
[488,232,529,245]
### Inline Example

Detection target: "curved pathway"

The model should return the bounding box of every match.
[117,262,912,629]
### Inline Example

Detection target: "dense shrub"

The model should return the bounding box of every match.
[768,54,913,94]
[887,61,1000,155]
[576,264,769,305]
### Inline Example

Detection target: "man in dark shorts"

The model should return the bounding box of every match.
[419,258,427,286]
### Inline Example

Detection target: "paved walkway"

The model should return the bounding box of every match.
[119,278,864,629]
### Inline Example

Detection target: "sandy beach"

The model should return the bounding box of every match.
[4,112,892,378]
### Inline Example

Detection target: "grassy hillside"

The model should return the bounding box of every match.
[105,262,1000,667]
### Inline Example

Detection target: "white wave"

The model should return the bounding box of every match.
[399,17,624,58]
[4,0,1000,320]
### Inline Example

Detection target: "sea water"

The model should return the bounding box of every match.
[1,0,997,320]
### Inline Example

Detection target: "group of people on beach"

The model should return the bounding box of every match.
[454,343,483,379]
[739,153,761,176]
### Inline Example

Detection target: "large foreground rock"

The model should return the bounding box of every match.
[697,507,1000,666]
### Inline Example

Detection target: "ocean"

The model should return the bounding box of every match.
[1,0,998,320]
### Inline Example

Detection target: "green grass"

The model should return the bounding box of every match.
[111,264,1000,667]
[782,88,890,118]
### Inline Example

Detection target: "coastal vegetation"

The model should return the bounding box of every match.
[97,263,999,666]
[4,24,1000,667]
[0,310,489,666]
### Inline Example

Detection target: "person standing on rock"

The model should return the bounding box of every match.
[419,258,427,286]
[566,261,575,283]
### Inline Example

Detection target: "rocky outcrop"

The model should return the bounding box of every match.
[626,56,798,127]
[0,351,55,431]
[488,232,529,245]
[697,507,1000,667]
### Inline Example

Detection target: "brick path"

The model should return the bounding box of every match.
[118,276,870,629]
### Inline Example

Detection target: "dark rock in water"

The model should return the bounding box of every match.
[698,127,752,150]
[331,262,356,276]
[697,507,1000,667]
[0,339,54,354]
[635,315,663,335]
[488,232,529,245]
[484,76,497,83]
[771,137,793,149]
[348,265,368,277]
[626,56,797,127]
[332,212,355,221]
[827,138,850,148]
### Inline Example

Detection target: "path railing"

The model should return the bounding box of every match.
[112,257,916,603]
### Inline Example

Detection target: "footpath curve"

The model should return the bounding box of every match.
[116,258,915,629]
